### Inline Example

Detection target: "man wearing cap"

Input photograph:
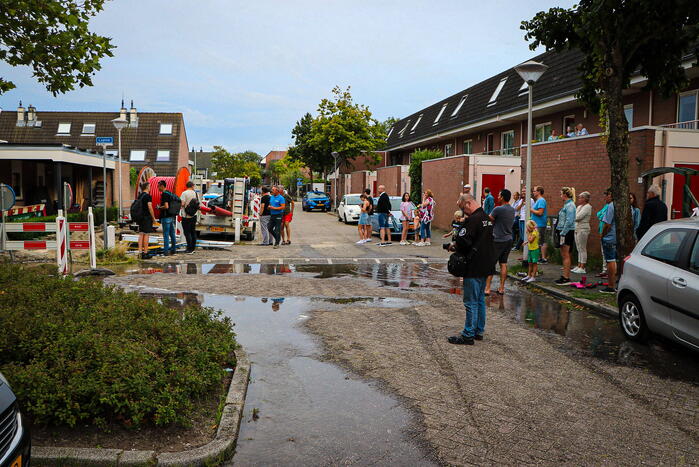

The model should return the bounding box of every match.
[463,184,472,195]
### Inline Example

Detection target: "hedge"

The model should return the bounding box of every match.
[0,264,237,428]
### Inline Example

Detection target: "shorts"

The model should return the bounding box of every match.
[556,230,575,248]
[283,212,293,223]
[359,212,370,225]
[536,226,547,244]
[601,239,617,262]
[377,213,389,229]
[528,248,540,264]
[493,240,513,264]
[138,218,154,234]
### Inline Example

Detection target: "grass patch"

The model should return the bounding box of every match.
[96,241,136,265]
[568,288,618,307]
[0,263,237,429]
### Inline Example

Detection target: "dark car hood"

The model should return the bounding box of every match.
[0,381,16,413]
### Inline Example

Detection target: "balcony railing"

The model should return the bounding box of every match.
[468,147,521,157]
[661,120,699,130]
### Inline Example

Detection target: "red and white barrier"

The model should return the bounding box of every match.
[251,194,261,221]
[7,203,46,218]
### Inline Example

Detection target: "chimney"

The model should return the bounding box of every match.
[119,98,127,120]
[27,105,36,122]
[129,100,138,127]
[17,101,25,124]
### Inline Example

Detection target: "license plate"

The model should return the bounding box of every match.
[209,226,225,232]
[11,455,21,467]
[317,202,324,205]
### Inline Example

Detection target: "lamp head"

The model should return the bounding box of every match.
[514,60,548,85]
[111,117,128,130]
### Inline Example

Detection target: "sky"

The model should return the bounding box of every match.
[0,0,576,156]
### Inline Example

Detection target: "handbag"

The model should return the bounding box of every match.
[447,251,471,277]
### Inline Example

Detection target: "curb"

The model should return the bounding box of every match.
[33,348,251,467]
[509,274,619,318]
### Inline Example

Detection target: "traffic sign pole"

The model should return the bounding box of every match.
[96,137,114,248]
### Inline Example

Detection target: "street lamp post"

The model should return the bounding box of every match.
[331,151,339,210]
[111,117,128,221]
[514,60,548,262]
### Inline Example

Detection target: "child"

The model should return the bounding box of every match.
[525,220,539,283]
[443,210,464,240]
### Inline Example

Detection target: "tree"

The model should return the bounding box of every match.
[310,86,386,172]
[379,116,400,140]
[276,156,307,195]
[288,113,326,181]
[521,0,699,262]
[0,1,115,95]
[210,146,262,185]
[237,151,262,164]
[408,149,442,203]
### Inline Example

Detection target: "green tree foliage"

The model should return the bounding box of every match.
[276,156,307,194]
[521,0,698,260]
[379,116,400,139]
[408,149,442,203]
[0,0,115,95]
[288,112,326,181]
[210,146,262,185]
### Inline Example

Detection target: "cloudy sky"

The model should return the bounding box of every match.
[1,0,574,155]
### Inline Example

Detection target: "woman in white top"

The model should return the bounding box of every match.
[399,192,414,245]
[512,191,524,249]
[573,191,592,274]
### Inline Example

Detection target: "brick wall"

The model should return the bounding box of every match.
[376,165,407,197]
[421,155,469,231]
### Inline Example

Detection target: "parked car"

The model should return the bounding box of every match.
[337,194,363,223]
[302,191,330,212]
[370,196,415,238]
[617,217,699,351]
[0,372,31,467]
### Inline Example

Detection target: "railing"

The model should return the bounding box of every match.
[660,120,699,130]
[468,147,521,157]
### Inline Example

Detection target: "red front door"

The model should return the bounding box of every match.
[671,164,699,218]
[481,174,506,205]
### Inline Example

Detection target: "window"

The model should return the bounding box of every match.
[434,103,448,125]
[535,122,552,142]
[130,150,146,161]
[159,123,173,135]
[444,144,454,157]
[463,139,473,154]
[678,91,697,128]
[624,105,634,130]
[81,123,96,135]
[57,122,71,135]
[518,80,529,96]
[563,115,576,135]
[501,130,515,155]
[105,149,118,158]
[486,133,494,153]
[410,114,423,133]
[156,150,170,162]
[451,95,467,117]
[387,126,394,139]
[488,77,508,106]
[11,160,22,200]
[642,229,690,265]
[690,236,699,275]
[398,119,411,138]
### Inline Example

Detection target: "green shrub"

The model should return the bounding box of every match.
[408,149,443,202]
[0,264,236,428]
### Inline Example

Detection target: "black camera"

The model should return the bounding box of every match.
[442,243,452,250]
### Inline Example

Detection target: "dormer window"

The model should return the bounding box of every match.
[398,120,411,138]
[451,95,467,117]
[159,123,173,135]
[57,122,71,135]
[387,126,394,139]
[433,103,448,125]
[410,114,423,133]
[81,123,96,135]
[130,150,146,161]
[518,80,529,96]
[487,77,508,106]
[156,150,170,161]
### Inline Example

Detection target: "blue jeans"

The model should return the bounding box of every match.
[161,216,177,252]
[420,221,431,240]
[461,277,487,338]
[377,213,389,229]
[517,219,525,248]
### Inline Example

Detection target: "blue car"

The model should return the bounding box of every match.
[371,196,416,238]
[302,191,330,212]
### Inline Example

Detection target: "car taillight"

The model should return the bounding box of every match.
[623,255,631,263]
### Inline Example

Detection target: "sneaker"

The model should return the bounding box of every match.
[377,242,387,247]
[187,249,195,255]
[539,258,548,264]
[570,267,580,274]
[474,334,484,341]
[525,276,536,283]
[599,287,616,294]
[385,241,393,245]
[554,276,572,285]
[356,240,364,244]
[577,268,587,274]
[597,272,608,278]
[415,242,424,247]
[447,335,474,345]
[400,241,408,245]
[273,244,280,249]
[521,275,531,282]
[424,241,431,246]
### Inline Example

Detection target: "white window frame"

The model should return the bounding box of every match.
[130,149,147,161]
[398,119,411,138]
[535,122,552,142]
[518,80,529,96]
[159,123,173,135]
[444,143,454,157]
[677,90,698,124]
[463,139,473,154]
[624,104,634,130]
[451,95,467,117]
[488,77,508,106]
[156,150,170,162]
[433,103,448,125]
[501,130,515,155]
[81,123,96,135]
[410,114,423,133]
[105,149,118,158]
[387,126,394,139]
[57,122,71,135]
[562,115,576,135]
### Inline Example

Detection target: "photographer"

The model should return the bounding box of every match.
[447,193,495,345]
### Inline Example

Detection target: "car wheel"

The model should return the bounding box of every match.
[343,214,348,224]
[618,294,648,342]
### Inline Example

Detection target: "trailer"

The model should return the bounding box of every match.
[197,177,258,241]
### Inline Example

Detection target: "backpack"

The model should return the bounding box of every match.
[130,192,146,222]
[165,191,182,216]
[447,251,472,277]
[184,194,200,216]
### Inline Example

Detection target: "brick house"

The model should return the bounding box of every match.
[384,47,699,232]
[0,102,190,213]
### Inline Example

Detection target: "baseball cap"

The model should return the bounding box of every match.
[463,184,471,188]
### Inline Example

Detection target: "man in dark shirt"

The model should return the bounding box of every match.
[486,189,515,295]
[636,184,668,240]
[259,186,271,245]
[448,193,495,345]
[375,185,392,246]
[157,180,177,255]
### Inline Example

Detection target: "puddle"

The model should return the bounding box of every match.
[193,294,437,466]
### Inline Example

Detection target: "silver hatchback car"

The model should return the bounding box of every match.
[618,217,699,351]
